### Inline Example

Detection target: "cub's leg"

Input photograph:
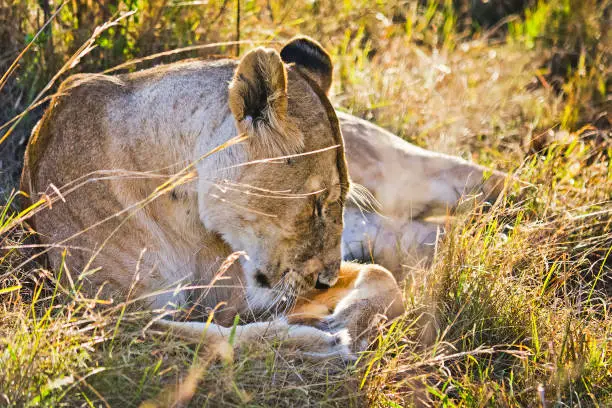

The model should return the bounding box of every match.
[289,262,404,351]
[154,318,350,359]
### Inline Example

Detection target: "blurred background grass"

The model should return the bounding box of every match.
[0,0,609,190]
[0,0,610,406]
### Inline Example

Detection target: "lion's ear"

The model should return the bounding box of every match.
[280,36,333,94]
[229,47,303,156]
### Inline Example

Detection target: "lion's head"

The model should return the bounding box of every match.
[200,38,349,312]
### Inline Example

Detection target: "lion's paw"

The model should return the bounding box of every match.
[280,321,353,360]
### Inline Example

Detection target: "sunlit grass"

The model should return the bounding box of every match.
[0,0,610,406]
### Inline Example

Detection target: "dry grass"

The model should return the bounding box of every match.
[0,0,610,406]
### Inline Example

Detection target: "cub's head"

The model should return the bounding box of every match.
[207,37,348,312]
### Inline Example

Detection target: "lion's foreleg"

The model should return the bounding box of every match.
[153,318,351,359]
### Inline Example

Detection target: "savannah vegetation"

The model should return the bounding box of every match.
[0,0,610,406]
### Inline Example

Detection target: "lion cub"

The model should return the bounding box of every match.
[289,261,404,351]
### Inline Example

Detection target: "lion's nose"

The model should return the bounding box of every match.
[304,258,339,289]
[315,275,330,289]
[314,261,340,289]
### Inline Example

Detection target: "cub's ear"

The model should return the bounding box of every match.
[280,36,333,94]
[229,47,303,156]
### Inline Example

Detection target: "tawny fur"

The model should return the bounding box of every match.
[289,262,404,350]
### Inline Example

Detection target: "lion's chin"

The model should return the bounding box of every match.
[245,287,296,318]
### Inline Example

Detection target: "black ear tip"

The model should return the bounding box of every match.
[281,37,330,60]
[280,36,332,75]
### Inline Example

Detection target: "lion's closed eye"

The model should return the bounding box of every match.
[315,196,323,217]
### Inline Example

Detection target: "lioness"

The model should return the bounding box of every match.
[22,37,378,357]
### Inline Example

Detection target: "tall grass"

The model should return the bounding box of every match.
[0,0,610,406]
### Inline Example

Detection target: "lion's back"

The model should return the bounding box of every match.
[20,59,237,279]
[24,59,240,202]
